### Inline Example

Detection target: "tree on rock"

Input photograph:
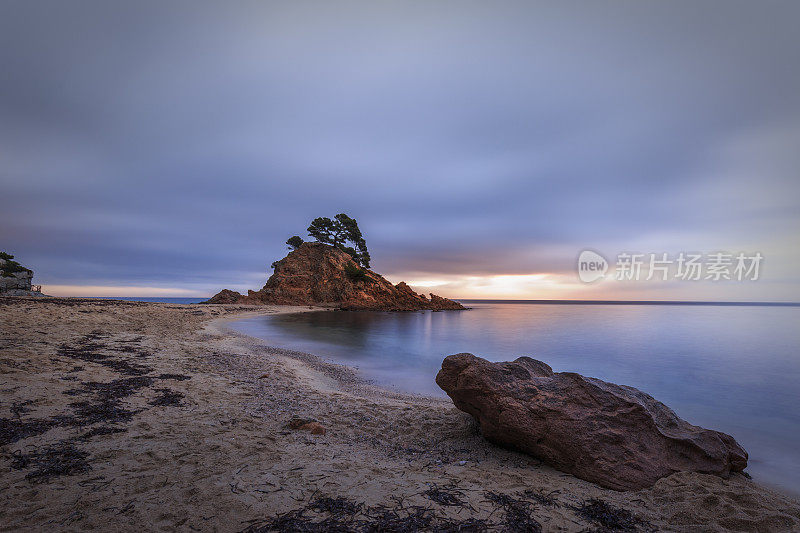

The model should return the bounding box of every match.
[286,236,304,250]
[0,251,31,277]
[306,213,370,268]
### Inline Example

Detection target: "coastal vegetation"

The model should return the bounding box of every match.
[285,235,304,250]
[0,251,32,277]
[304,213,371,268]
[343,262,369,283]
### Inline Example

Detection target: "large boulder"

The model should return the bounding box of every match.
[436,353,748,491]
[205,242,464,311]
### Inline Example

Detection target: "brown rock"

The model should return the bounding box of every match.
[285,417,326,435]
[302,422,326,435]
[286,417,315,430]
[205,242,465,311]
[435,353,748,491]
[429,292,466,310]
[204,288,244,304]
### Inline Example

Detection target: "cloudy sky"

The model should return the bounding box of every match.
[1,1,799,300]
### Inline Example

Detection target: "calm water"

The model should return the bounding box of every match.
[231,302,800,495]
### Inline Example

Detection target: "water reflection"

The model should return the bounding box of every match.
[231,303,800,495]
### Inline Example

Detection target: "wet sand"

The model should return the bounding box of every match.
[1,297,799,531]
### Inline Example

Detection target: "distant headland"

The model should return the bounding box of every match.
[0,251,43,297]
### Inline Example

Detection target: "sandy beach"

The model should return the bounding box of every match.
[2,297,799,532]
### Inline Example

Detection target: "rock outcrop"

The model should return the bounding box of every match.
[436,353,748,491]
[205,242,464,311]
[0,254,42,296]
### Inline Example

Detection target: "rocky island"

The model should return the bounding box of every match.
[206,214,464,311]
[206,242,464,310]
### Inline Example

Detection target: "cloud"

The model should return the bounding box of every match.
[1,1,799,300]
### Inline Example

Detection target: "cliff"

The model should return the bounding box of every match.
[0,254,41,296]
[205,243,464,311]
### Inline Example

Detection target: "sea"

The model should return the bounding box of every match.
[227,300,800,496]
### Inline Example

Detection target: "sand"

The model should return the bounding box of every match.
[1,297,799,532]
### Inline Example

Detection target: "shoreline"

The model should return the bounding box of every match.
[209,310,450,405]
[217,308,800,500]
[2,297,799,531]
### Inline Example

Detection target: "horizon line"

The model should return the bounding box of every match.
[456,299,800,307]
[52,296,800,307]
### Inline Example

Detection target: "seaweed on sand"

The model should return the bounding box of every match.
[10,441,91,482]
[522,488,559,508]
[1,374,152,447]
[149,388,184,407]
[242,494,492,533]
[68,400,139,426]
[0,297,146,308]
[243,508,353,533]
[423,483,468,507]
[360,505,435,532]
[77,425,127,441]
[157,373,191,381]
[0,417,56,446]
[435,516,489,532]
[243,496,362,532]
[307,496,362,517]
[77,376,155,401]
[573,498,642,531]
[10,400,34,418]
[91,357,152,376]
[57,334,153,376]
[485,491,542,533]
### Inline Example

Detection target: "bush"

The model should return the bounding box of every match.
[306,213,370,268]
[0,251,31,277]
[286,236,304,250]
[344,262,368,282]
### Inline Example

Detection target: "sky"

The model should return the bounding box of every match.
[1,1,799,301]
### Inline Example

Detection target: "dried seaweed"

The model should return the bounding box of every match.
[157,373,191,381]
[0,297,146,308]
[10,400,34,418]
[307,496,362,517]
[77,376,155,401]
[95,358,153,376]
[360,506,434,532]
[111,345,138,353]
[67,400,139,426]
[573,498,641,531]
[522,488,559,507]
[423,484,467,507]
[244,509,351,533]
[10,442,91,482]
[485,491,542,533]
[435,516,489,532]
[57,335,153,376]
[243,494,494,533]
[0,417,56,446]
[77,426,127,441]
[149,388,184,407]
